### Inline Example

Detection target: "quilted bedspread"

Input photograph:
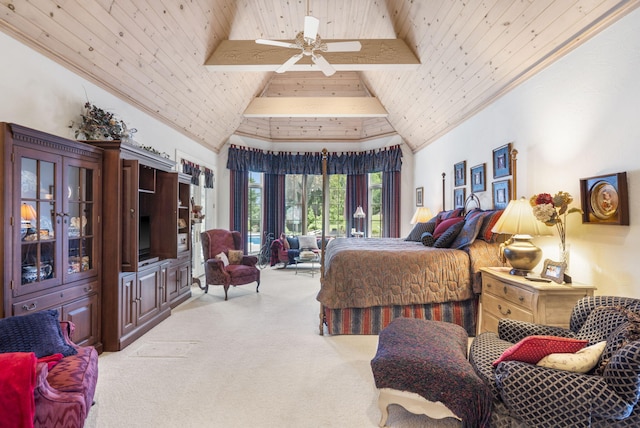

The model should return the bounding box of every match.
[317,238,502,309]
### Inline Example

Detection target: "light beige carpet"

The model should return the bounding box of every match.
[85,265,462,428]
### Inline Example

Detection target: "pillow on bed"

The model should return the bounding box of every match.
[478,210,503,242]
[438,209,462,220]
[434,221,465,248]
[433,217,464,239]
[405,220,436,242]
[421,232,435,247]
[450,214,485,249]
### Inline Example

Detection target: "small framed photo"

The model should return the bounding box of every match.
[454,187,466,209]
[454,161,466,187]
[492,179,511,209]
[470,163,486,193]
[493,142,513,178]
[579,172,629,225]
[416,187,424,207]
[541,259,567,284]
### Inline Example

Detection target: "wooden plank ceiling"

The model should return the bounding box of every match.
[1,0,638,153]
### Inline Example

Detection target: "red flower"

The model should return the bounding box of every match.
[534,193,553,205]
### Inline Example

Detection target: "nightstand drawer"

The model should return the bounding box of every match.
[482,292,534,323]
[483,276,535,310]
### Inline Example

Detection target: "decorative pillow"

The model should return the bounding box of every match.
[0,310,77,358]
[433,216,464,239]
[434,221,465,248]
[298,235,319,250]
[450,214,484,249]
[281,234,290,250]
[228,249,243,265]
[438,209,462,220]
[478,210,503,242]
[405,221,436,242]
[215,251,229,267]
[493,336,588,366]
[421,232,435,247]
[286,236,299,250]
[537,341,606,373]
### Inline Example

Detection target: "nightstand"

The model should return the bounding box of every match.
[479,267,596,334]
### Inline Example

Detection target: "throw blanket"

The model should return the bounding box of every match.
[0,352,37,428]
[371,318,492,427]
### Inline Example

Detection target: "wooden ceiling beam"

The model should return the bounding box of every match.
[243,97,388,117]
[205,39,420,71]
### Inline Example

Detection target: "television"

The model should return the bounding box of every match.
[139,215,151,260]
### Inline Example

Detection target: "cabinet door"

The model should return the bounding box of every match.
[160,262,171,312]
[178,262,191,295]
[121,159,139,271]
[137,267,161,325]
[166,263,179,303]
[14,147,63,297]
[120,273,137,337]
[62,291,99,347]
[63,157,101,283]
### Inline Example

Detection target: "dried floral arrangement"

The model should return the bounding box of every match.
[71,102,123,140]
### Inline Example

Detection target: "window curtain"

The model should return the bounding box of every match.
[263,173,285,239]
[230,170,249,253]
[203,167,214,189]
[346,174,368,235]
[382,171,401,237]
[182,159,202,185]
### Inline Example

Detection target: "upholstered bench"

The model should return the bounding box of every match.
[370,318,491,427]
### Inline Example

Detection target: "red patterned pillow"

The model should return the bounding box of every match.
[479,210,503,242]
[493,336,588,366]
[434,216,464,239]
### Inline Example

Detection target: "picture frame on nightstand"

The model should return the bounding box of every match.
[541,259,568,284]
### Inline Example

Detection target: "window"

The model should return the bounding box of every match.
[328,175,347,237]
[369,172,382,237]
[248,171,262,253]
[285,174,325,235]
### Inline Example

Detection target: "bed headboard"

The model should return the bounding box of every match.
[464,194,481,215]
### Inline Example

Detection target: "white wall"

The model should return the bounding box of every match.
[414,7,640,297]
[0,30,218,185]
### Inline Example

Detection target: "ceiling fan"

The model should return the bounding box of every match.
[255,15,362,76]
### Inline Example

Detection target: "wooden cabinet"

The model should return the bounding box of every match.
[89,141,191,351]
[480,267,596,334]
[1,123,102,350]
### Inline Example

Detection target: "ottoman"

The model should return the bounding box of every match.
[370,318,491,427]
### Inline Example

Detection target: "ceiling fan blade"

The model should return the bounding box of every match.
[312,54,335,76]
[324,41,362,52]
[303,16,320,41]
[276,53,304,73]
[256,39,297,49]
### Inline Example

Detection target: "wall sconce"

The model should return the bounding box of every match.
[410,207,433,224]
[491,197,551,275]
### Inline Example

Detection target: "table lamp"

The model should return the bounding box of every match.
[21,203,37,228]
[491,197,552,275]
[410,207,433,224]
[353,206,366,235]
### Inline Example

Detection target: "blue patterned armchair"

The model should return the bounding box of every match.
[470,296,640,427]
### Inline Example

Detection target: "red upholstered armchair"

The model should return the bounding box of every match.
[201,229,260,300]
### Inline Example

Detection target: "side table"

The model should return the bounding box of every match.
[294,255,319,277]
[479,267,596,334]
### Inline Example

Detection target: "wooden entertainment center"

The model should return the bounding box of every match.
[0,123,193,353]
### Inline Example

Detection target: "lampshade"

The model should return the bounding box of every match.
[21,203,37,222]
[491,197,551,275]
[353,206,366,218]
[410,207,433,224]
[492,197,552,237]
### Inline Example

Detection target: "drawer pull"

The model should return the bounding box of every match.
[498,304,511,316]
[22,302,37,311]
[519,296,524,302]
[503,286,508,294]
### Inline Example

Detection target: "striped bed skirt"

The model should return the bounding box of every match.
[322,298,478,336]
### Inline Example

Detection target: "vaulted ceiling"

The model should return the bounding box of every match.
[1,0,637,153]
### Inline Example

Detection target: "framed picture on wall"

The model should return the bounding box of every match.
[416,187,424,207]
[579,172,629,225]
[492,179,511,209]
[454,161,466,187]
[493,143,512,178]
[454,187,466,209]
[470,163,486,193]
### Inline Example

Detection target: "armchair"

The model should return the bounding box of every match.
[201,229,260,300]
[470,296,640,427]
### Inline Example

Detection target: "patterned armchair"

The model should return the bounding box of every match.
[470,296,640,427]
[201,229,260,300]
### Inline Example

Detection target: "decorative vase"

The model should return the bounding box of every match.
[559,243,571,272]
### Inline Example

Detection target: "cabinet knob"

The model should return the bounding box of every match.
[519,296,524,302]
[498,304,511,316]
[22,302,37,311]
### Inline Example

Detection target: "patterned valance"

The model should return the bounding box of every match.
[226,145,402,175]
[181,159,213,188]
